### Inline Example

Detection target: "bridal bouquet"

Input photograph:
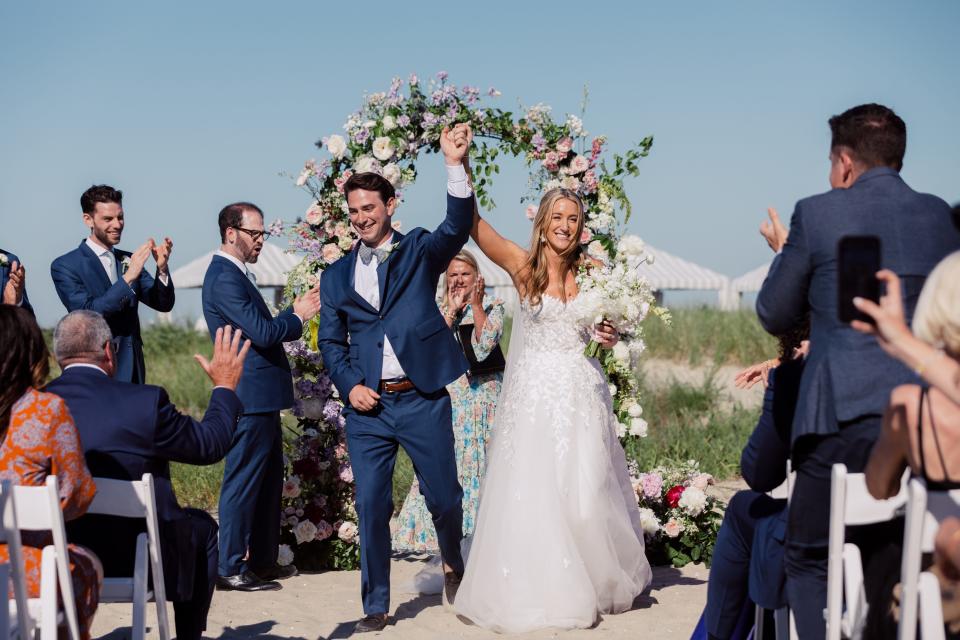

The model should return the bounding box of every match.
[631,460,723,567]
[575,234,661,359]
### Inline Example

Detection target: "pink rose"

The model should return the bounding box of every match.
[580,227,593,244]
[338,521,359,543]
[321,243,343,263]
[543,151,560,172]
[582,170,599,193]
[566,155,589,175]
[305,204,323,226]
[691,473,714,491]
[556,137,574,154]
[526,205,538,220]
[663,517,684,538]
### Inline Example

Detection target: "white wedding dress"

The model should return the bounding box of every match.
[454,294,652,633]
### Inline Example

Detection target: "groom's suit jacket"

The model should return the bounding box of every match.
[0,248,33,316]
[51,241,175,383]
[318,193,473,402]
[201,254,302,413]
[757,167,960,443]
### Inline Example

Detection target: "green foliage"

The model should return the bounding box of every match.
[141,324,215,417]
[170,461,224,510]
[642,308,777,366]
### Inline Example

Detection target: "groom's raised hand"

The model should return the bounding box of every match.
[440,124,472,166]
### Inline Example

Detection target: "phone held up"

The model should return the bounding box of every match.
[838,235,881,325]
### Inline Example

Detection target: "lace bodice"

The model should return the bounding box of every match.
[516,295,590,356]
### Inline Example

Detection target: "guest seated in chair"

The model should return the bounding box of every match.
[47,310,250,640]
[0,306,102,640]
[700,323,807,640]
[863,252,960,638]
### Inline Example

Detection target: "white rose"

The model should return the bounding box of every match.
[638,507,660,536]
[305,203,323,226]
[608,383,618,397]
[293,520,318,545]
[628,402,643,418]
[382,162,402,187]
[629,417,648,438]
[381,115,397,132]
[277,544,295,566]
[353,156,380,174]
[326,134,347,159]
[678,486,708,516]
[587,240,609,263]
[338,521,359,543]
[615,421,627,438]
[372,136,395,161]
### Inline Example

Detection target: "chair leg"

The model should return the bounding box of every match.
[132,534,148,640]
[39,547,57,640]
[918,572,946,640]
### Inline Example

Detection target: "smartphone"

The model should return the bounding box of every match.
[837,235,881,324]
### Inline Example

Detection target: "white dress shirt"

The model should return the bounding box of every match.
[353,164,473,381]
[85,238,170,287]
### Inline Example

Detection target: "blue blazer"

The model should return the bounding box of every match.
[318,193,473,401]
[757,168,960,443]
[0,249,33,316]
[51,241,175,384]
[202,254,302,414]
[47,366,241,599]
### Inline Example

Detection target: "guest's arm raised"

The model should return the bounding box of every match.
[756,204,812,335]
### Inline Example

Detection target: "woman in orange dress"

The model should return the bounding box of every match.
[0,306,102,640]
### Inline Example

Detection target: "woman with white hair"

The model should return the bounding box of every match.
[392,249,506,551]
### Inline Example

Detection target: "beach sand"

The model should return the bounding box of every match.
[90,557,709,639]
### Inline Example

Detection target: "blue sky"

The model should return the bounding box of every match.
[2,1,958,326]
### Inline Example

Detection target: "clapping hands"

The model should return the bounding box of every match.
[122,237,175,284]
[152,237,174,272]
[440,123,472,166]
[2,261,26,305]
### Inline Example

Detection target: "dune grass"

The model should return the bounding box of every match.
[642,308,777,366]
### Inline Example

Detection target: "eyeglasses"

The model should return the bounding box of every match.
[232,227,267,242]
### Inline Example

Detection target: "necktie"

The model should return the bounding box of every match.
[105,250,118,284]
[358,244,388,266]
[246,270,258,285]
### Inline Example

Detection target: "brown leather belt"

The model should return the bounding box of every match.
[380,378,414,393]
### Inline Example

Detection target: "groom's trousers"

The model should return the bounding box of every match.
[345,385,465,615]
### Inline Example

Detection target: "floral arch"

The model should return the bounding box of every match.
[275,73,677,571]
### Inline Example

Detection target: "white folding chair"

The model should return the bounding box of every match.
[0,480,34,640]
[897,478,960,640]
[825,464,908,640]
[11,476,80,640]
[85,474,170,640]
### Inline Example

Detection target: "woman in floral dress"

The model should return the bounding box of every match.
[0,306,102,640]
[392,250,505,550]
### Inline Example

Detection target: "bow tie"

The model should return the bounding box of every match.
[358,244,388,266]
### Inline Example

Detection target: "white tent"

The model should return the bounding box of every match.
[732,262,772,294]
[639,244,737,310]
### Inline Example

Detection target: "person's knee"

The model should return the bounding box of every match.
[354,486,392,524]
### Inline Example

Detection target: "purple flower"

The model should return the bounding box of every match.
[397,114,411,128]
[322,399,342,422]
[353,129,369,145]
[409,73,419,85]
[267,218,284,237]
[436,70,448,81]
[422,112,439,128]
[487,87,501,97]
[531,133,547,151]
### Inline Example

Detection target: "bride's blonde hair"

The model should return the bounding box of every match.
[517,188,585,307]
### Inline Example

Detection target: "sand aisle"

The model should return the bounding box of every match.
[91,557,708,639]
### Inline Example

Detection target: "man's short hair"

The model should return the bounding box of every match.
[343,172,395,206]
[829,103,907,171]
[81,185,123,214]
[218,202,263,242]
[53,310,114,363]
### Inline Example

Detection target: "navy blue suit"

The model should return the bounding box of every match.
[202,253,302,576]
[47,366,242,640]
[51,241,175,383]
[704,361,800,640]
[318,193,473,615]
[756,167,960,638]
[0,249,33,316]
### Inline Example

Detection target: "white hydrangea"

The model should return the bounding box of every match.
[678,486,708,516]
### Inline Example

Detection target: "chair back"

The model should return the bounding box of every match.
[898,478,960,640]
[0,480,33,639]
[12,476,81,640]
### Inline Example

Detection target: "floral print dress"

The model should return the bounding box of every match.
[391,299,506,551]
[0,388,102,640]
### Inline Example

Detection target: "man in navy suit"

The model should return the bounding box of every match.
[1,248,32,315]
[757,104,960,637]
[317,124,474,633]
[47,310,250,640]
[51,184,175,383]
[202,201,321,592]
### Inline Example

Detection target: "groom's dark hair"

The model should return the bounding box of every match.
[218,202,263,242]
[81,185,123,214]
[829,103,906,171]
[344,172,395,205]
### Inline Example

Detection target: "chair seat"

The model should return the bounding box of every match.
[9,600,65,626]
[101,577,156,602]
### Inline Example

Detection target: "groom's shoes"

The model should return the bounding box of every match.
[215,570,282,592]
[441,571,462,611]
[354,613,389,633]
[254,563,298,581]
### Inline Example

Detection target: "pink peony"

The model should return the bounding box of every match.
[556,137,574,154]
[567,155,589,175]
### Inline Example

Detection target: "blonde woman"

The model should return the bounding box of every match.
[392,250,506,551]
[454,189,652,632]
[863,252,960,637]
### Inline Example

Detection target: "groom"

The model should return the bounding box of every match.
[318,124,474,633]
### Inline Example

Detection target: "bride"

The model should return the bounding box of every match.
[453,187,652,632]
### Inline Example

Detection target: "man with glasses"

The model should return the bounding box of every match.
[202,201,321,591]
[51,184,175,383]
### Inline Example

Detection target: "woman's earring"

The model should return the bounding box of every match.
[540,235,546,244]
